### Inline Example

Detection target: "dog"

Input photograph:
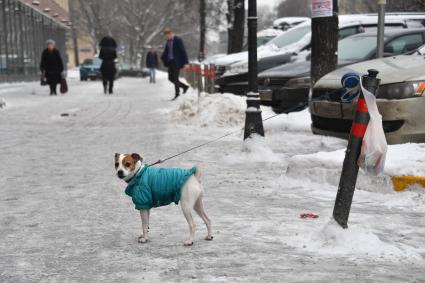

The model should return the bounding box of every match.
[115,153,213,246]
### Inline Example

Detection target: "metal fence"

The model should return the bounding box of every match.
[182,63,217,94]
[0,0,67,83]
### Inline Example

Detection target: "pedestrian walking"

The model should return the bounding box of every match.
[161,28,189,100]
[99,36,118,95]
[40,39,64,96]
[146,47,159,84]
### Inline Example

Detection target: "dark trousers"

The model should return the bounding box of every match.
[102,75,114,94]
[168,60,188,96]
[49,83,57,95]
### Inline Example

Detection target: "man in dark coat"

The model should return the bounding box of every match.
[146,47,159,84]
[99,36,118,94]
[161,28,189,100]
[40,39,64,95]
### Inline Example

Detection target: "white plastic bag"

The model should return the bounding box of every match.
[357,79,388,175]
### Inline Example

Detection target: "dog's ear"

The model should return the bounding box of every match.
[131,153,143,162]
[115,153,120,160]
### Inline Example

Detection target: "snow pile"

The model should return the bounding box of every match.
[223,134,282,164]
[288,219,421,260]
[173,90,246,128]
[384,143,425,176]
[0,98,6,109]
[264,108,312,133]
[286,142,425,193]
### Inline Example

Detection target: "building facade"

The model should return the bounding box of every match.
[0,0,70,82]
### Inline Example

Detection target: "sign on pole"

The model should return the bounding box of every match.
[311,0,333,18]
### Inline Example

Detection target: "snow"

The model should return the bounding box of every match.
[257,28,284,38]
[0,97,6,108]
[273,17,310,27]
[66,68,80,80]
[171,90,246,128]
[287,218,422,261]
[1,78,424,282]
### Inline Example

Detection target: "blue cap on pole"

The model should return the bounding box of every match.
[341,72,360,102]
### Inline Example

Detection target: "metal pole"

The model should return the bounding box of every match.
[199,0,206,62]
[244,0,264,140]
[333,69,380,228]
[377,0,386,58]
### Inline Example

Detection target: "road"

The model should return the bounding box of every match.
[0,76,424,282]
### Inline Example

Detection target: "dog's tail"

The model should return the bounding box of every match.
[194,164,202,182]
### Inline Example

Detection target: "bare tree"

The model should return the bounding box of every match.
[339,0,425,13]
[277,0,311,17]
[227,0,245,54]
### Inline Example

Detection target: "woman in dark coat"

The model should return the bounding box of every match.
[146,47,159,83]
[99,36,117,95]
[40,39,64,95]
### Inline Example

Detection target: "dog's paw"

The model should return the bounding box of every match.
[184,240,194,246]
[138,236,148,244]
[204,235,214,241]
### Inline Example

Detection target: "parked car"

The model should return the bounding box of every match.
[210,17,311,72]
[256,29,284,47]
[119,64,149,78]
[217,13,425,96]
[80,58,102,81]
[310,45,425,144]
[273,17,310,31]
[259,28,425,113]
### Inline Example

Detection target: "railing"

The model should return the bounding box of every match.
[182,63,217,94]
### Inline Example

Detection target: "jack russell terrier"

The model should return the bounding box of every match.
[115,153,213,246]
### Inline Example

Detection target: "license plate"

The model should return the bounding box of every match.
[259,89,273,101]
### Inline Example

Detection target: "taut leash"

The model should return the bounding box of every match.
[148,104,306,167]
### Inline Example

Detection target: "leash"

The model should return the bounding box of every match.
[148,88,345,167]
[148,104,305,167]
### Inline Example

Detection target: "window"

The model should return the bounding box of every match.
[338,35,377,61]
[384,34,424,55]
[338,27,358,40]
[267,25,311,49]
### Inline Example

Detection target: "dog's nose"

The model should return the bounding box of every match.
[117,170,124,178]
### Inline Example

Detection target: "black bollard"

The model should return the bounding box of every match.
[244,0,264,140]
[333,69,380,228]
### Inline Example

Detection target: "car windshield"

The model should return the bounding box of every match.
[257,36,275,46]
[338,35,377,61]
[266,25,310,49]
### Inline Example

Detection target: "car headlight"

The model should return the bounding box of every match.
[377,81,425,99]
[284,76,311,88]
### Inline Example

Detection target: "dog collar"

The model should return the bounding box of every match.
[125,166,145,184]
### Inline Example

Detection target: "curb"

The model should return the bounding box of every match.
[391,176,425,192]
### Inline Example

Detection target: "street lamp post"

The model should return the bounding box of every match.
[199,0,206,62]
[243,0,264,140]
[377,0,386,58]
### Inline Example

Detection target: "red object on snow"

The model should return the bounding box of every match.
[300,213,319,219]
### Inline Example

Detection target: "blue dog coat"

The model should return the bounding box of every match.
[125,166,197,210]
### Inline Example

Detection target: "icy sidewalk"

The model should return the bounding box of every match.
[169,90,425,277]
[0,79,424,282]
